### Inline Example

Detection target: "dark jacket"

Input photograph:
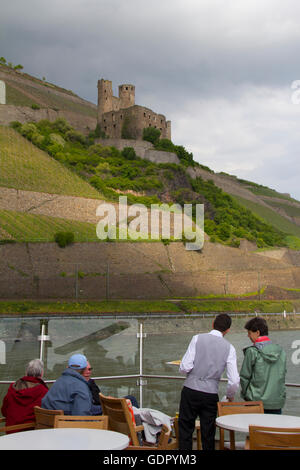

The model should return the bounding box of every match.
[41,368,92,415]
[1,376,48,430]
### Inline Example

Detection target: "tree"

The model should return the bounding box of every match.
[142,126,161,145]
[0,57,6,65]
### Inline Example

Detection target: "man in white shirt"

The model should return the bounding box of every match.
[178,313,240,450]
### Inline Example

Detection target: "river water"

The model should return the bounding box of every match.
[0,315,300,418]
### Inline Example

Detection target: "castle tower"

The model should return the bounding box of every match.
[97,79,113,122]
[118,84,135,109]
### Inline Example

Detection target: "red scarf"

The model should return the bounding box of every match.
[255,336,270,343]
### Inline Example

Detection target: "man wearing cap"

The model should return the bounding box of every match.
[41,354,93,415]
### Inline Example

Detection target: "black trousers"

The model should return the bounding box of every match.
[179,386,218,450]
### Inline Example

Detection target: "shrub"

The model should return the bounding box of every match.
[20,123,38,140]
[31,103,40,110]
[54,231,74,248]
[10,121,22,130]
[217,223,231,241]
[121,147,137,160]
[155,139,176,152]
[143,127,161,145]
[49,133,66,147]
[52,118,72,134]
[65,129,86,145]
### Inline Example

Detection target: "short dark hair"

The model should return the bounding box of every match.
[244,317,268,336]
[213,314,232,332]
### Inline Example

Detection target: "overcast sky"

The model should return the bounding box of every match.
[2,0,300,199]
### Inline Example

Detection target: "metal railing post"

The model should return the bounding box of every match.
[137,322,147,408]
[139,323,143,408]
[38,321,50,362]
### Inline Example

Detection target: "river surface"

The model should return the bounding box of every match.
[0,315,300,418]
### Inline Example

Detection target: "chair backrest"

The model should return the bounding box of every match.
[54,415,108,429]
[0,417,35,434]
[217,401,264,450]
[99,393,141,446]
[34,406,64,429]
[249,425,300,450]
[217,401,264,416]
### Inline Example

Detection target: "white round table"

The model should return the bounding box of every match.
[0,428,130,450]
[216,413,300,434]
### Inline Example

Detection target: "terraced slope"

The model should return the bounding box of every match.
[0,209,100,242]
[0,126,101,199]
[0,65,97,118]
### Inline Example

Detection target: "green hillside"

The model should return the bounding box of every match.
[0,126,101,198]
[0,64,97,118]
[1,59,300,249]
[0,209,100,242]
[6,117,293,249]
[232,195,300,238]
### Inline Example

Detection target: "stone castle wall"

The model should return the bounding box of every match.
[97,79,171,141]
[95,137,179,164]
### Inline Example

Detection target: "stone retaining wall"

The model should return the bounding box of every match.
[0,242,299,299]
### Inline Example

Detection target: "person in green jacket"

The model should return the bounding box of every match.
[240,317,286,414]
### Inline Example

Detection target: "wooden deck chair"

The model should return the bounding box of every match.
[99,393,178,449]
[0,417,35,434]
[249,425,300,450]
[54,415,108,429]
[34,406,64,429]
[217,401,264,450]
[126,424,171,450]
[99,394,144,446]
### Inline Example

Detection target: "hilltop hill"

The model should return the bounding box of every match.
[1,63,300,251]
[0,64,97,133]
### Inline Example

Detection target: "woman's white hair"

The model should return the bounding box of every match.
[25,359,44,378]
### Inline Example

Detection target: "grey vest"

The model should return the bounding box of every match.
[184,333,230,394]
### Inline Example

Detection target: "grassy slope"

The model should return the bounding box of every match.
[0,298,299,315]
[232,194,300,239]
[2,65,97,118]
[0,209,100,242]
[0,126,101,198]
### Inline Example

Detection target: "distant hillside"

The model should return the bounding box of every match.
[1,63,300,250]
[0,64,97,118]
[0,117,291,250]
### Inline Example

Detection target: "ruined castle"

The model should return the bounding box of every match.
[97,79,171,141]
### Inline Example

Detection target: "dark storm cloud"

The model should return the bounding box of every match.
[2,0,300,198]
